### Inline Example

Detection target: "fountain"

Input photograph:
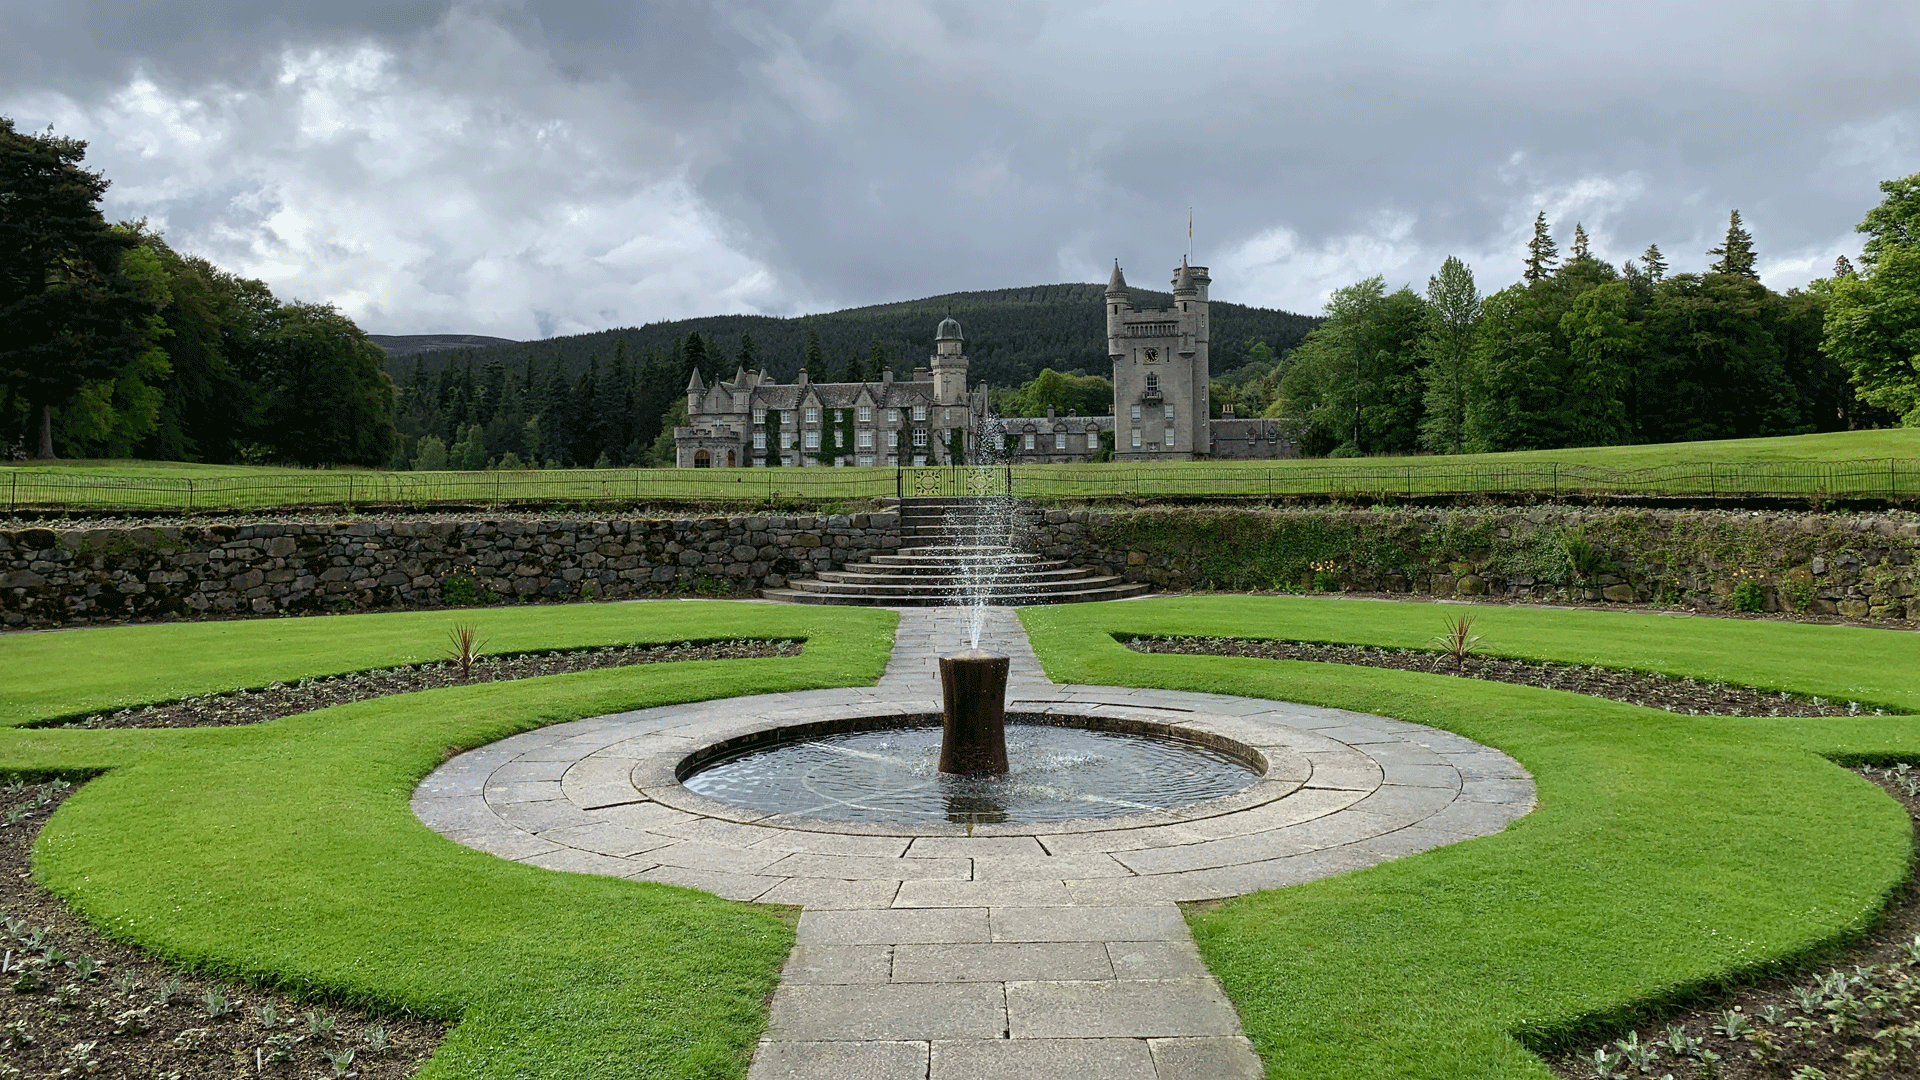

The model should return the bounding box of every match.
[674,418,1263,826]
[936,648,1009,775]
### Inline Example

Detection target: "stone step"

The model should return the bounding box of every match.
[815,566,1090,586]
[840,564,1082,580]
[759,581,1149,607]
[784,573,1132,598]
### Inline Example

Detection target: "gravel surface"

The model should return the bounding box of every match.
[0,780,444,1079]
[40,639,805,730]
[1550,768,1920,1080]
[1125,636,1896,718]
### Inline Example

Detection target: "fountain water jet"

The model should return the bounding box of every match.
[937,648,1009,775]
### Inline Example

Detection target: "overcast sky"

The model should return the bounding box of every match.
[3,1,1916,339]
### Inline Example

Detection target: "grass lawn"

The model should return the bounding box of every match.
[1020,596,1920,1079]
[8,428,1920,511]
[0,601,898,1080]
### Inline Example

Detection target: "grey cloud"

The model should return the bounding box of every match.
[2,0,1915,335]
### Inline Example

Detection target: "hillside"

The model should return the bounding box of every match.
[369,334,520,358]
[380,283,1319,389]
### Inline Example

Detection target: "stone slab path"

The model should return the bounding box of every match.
[414,607,1535,1079]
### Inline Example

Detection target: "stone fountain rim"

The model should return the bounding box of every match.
[636,706,1310,838]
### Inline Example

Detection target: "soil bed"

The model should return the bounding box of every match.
[1125,636,1895,718]
[40,639,805,730]
[0,780,444,1079]
[1548,767,1920,1080]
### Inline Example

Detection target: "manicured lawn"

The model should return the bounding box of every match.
[8,428,1920,510]
[0,602,898,1080]
[1020,596,1920,1079]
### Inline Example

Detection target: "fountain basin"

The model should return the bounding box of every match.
[677,712,1266,826]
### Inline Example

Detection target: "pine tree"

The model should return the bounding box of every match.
[866,334,890,381]
[738,332,758,373]
[1833,255,1856,278]
[1707,210,1758,278]
[1570,223,1592,262]
[1524,213,1558,282]
[1641,243,1667,282]
[682,333,708,383]
[803,327,825,379]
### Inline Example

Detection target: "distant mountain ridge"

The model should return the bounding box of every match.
[380,283,1318,389]
[370,334,520,358]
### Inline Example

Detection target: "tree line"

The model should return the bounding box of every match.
[0,118,399,465]
[1257,180,1920,457]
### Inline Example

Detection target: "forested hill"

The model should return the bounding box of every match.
[382,283,1319,389]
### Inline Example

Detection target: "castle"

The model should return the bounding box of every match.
[674,259,1294,466]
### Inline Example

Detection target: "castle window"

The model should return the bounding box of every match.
[857,429,873,450]
[780,431,794,449]
[1130,404,1142,422]
[857,455,874,466]
[752,408,766,425]
[732,392,748,411]
[1165,403,1175,420]
[1131,429,1142,448]
[1165,426,1176,445]
[804,407,820,424]
[1054,432,1066,450]
[913,404,927,422]
[912,430,928,447]
[1024,433,1036,450]
[752,432,766,450]
[1145,373,1159,392]
[944,408,953,425]
[803,431,820,450]
[888,408,901,424]
[994,432,1006,450]
[1086,431,1099,451]
[857,405,872,423]
[887,430,899,448]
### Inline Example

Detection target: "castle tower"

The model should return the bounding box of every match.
[931,316,968,405]
[1108,257,1210,461]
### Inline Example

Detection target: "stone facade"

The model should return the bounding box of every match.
[0,514,899,627]
[991,407,1114,463]
[1107,259,1210,460]
[675,318,990,469]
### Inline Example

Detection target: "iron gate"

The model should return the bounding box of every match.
[895,465,1013,498]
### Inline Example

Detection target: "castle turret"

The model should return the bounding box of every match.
[931,316,968,406]
[685,367,705,413]
[1105,261,1131,353]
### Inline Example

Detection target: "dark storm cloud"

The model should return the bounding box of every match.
[1,0,1914,337]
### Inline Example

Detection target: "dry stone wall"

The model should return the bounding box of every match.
[0,513,898,628]
[11,504,1920,628]
[1014,504,1920,621]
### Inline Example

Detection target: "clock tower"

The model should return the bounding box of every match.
[1107,257,1209,461]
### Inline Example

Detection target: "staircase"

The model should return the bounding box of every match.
[760,497,1149,607]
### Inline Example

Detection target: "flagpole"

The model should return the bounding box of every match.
[1187,207,1193,261]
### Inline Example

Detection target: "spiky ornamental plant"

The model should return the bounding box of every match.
[446,625,485,682]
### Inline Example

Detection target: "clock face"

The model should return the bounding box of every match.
[1143,348,1159,363]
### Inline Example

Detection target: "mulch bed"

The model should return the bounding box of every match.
[0,780,445,1079]
[1549,767,1920,1080]
[1125,636,1894,718]
[41,640,805,730]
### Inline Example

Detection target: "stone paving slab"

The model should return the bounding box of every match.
[415,604,1537,1079]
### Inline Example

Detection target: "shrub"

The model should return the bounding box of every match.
[1731,574,1768,613]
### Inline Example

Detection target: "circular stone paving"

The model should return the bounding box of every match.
[412,608,1536,1080]
[413,684,1534,907]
